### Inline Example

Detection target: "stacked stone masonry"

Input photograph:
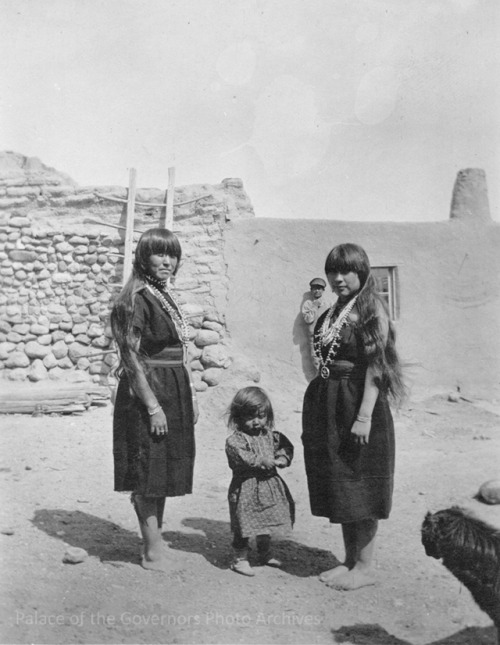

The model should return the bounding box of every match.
[0,152,255,390]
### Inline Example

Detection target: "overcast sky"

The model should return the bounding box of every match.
[1,0,498,221]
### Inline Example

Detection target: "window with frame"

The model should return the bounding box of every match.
[372,266,399,321]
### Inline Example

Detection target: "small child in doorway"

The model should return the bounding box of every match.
[225,386,295,576]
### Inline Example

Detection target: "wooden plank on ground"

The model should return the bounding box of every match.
[0,383,110,415]
[0,397,91,414]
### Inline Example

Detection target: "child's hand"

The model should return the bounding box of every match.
[260,456,275,469]
[275,457,287,468]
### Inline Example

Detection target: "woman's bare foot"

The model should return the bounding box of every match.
[141,545,169,572]
[327,568,376,590]
[319,565,349,583]
[141,555,170,572]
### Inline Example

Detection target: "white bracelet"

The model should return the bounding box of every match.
[356,414,371,423]
[148,404,161,416]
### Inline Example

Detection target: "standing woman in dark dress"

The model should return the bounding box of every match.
[111,228,197,571]
[302,243,405,590]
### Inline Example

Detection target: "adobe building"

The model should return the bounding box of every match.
[0,153,498,400]
[224,168,500,399]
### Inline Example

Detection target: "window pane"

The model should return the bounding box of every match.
[372,268,390,294]
[372,266,398,320]
[380,293,389,309]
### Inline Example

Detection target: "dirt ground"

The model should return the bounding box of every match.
[1,374,499,645]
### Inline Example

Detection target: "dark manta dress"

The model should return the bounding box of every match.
[302,307,395,524]
[113,288,195,497]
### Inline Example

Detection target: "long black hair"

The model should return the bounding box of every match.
[227,386,275,432]
[110,228,182,381]
[324,243,406,404]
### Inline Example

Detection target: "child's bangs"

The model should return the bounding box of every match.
[228,386,275,429]
[245,403,268,418]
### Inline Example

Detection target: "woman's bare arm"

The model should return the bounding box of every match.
[128,334,168,435]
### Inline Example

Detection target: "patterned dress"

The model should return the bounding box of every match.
[113,288,195,497]
[226,429,295,538]
[302,308,395,523]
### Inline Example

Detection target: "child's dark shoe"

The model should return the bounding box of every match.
[256,534,281,567]
[231,559,255,576]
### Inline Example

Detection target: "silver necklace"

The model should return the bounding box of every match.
[314,296,358,379]
[145,282,190,346]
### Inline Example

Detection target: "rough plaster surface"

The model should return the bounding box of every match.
[223,217,500,398]
[2,153,498,398]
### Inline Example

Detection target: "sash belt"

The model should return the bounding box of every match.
[143,346,184,367]
[326,360,366,381]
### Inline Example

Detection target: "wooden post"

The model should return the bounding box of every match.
[165,166,175,230]
[123,168,137,283]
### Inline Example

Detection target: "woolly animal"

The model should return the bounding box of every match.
[421,506,500,642]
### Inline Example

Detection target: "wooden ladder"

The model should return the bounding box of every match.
[122,166,176,282]
[91,166,210,284]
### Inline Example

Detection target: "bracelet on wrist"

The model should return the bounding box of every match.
[356,414,371,423]
[148,404,162,416]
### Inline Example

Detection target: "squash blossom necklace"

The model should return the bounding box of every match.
[145,275,190,347]
[314,295,358,379]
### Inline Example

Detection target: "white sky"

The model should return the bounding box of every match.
[1,0,498,221]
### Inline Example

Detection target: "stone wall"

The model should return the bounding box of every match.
[3,153,498,400]
[0,152,255,390]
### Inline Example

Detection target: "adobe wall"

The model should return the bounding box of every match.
[0,152,254,390]
[223,212,500,399]
[1,153,498,400]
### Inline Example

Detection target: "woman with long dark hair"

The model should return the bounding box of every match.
[111,228,197,571]
[302,243,405,590]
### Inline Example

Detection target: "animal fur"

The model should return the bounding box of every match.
[421,506,500,637]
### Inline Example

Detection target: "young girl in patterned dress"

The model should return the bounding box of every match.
[225,387,295,577]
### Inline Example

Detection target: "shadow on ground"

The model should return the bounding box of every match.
[332,623,496,645]
[332,624,412,644]
[428,625,497,644]
[32,509,141,565]
[163,516,341,576]
[31,511,339,576]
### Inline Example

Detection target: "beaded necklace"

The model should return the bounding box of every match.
[144,276,190,346]
[314,295,358,379]
[145,274,168,290]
